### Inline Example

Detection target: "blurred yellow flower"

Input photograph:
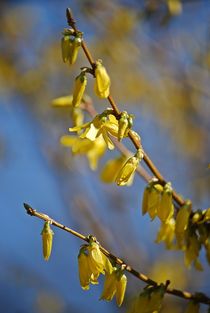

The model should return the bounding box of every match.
[184,300,200,313]
[142,180,163,220]
[51,95,73,107]
[69,113,119,150]
[156,218,175,249]
[175,201,192,248]
[60,135,106,170]
[100,156,127,183]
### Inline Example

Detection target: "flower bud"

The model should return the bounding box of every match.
[69,35,82,65]
[94,60,110,98]
[52,95,73,107]
[118,112,129,141]
[115,149,143,186]
[72,73,87,107]
[41,221,54,261]
[116,272,127,307]
[61,35,72,63]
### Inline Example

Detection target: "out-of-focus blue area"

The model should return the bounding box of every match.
[0,1,210,313]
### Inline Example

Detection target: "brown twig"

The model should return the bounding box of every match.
[66,8,185,207]
[24,203,210,305]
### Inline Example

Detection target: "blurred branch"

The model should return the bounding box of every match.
[24,203,210,305]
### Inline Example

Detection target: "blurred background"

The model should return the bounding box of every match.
[0,0,210,312]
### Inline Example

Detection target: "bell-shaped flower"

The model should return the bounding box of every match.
[60,135,106,170]
[184,232,202,270]
[100,267,127,307]
[72,72,87,107]
[68,35,82,65]
[155,218,175,249]
[41,221,54,261]
[94,59,110,98]
[127,284,166,313]
[61,30,82,65]
[175,200,192,248]
[116,149,144,186]
[77,239,113,291]
[142,179,163,220]
[157,182,174,222]
[118,111,134,141]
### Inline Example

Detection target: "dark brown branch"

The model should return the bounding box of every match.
[24,203,210,306]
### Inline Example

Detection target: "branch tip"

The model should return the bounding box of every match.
[23,202,35,215]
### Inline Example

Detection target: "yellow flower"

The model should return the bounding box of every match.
[175,201,192,248]
[77,239,113,290]
[78,248,93,290]
[184,232,202,270]
[69,113,119,150]
[167,0,182,16]
[60,135,106,170]
[61,34,72,63]
[41,221,54,261]
[157,182,174,222]
[68,35,82,65]
[100,268,127,307]
[100,156,127,183]
[116,149,144,186]
[128,284,166,313]
[71,108,84,128]
[51,95,73,107]
[184,301,200,313]
[61,31,82,65]
[72,72,87,107]
[142,180,163,220]
[94,59,110,98]
[156,218,175,249]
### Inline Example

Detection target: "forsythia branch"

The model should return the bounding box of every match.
[66,8,185,208]
[23,203,210,306]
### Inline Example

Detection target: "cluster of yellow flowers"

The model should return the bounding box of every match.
[127,283,166,313]
[78,238,127,307]
[142,179,210,270]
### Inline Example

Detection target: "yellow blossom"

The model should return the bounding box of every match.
[156,218,175,249]
[100,268,127,307]
[116,149,143,186]
[175,201,192,248]
[184,232,202,270]
[184,301,200,313]
[52,95,73,107]
[100,156,127,183]
[41,221,54,261]
[72,72,87,107]
[157,182,174,222]
[60,135,106,170]
[61,34,72,63]
[142,180,163,220]
[167,0,182,16]
[69,113,119,150]
[128,284,166,313]
[78,240,113,291]
[94,59,110,98]
[68,35,82,65]
[71,108,84,128]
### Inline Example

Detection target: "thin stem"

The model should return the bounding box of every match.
[24,203,210,306]
[66,8,185,207]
